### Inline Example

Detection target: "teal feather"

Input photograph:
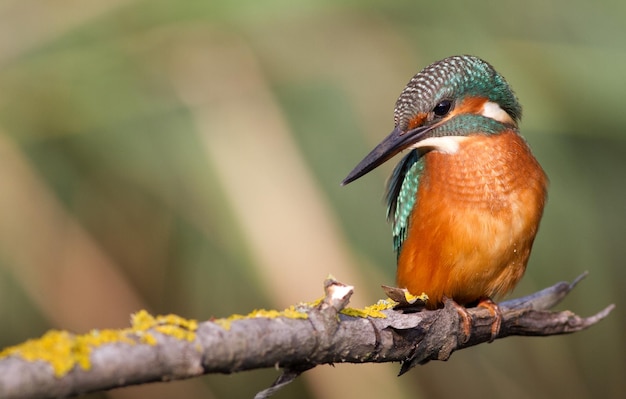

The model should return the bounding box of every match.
[386,150,424,254]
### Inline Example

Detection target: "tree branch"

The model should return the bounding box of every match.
[0,273,614,399]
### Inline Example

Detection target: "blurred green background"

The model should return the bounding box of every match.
[0,1,624,398]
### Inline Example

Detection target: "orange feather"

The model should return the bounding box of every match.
[396,130,548,309]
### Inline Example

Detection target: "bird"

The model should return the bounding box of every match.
[342,55,548,337]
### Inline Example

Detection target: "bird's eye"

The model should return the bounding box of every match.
[433,100,452,117]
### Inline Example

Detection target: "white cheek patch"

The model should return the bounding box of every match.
[410,135,468,154]
[481,101,514,124]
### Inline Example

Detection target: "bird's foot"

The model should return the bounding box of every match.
[444,297,472,344]
[444,297,502,344]
[477,298,502,342]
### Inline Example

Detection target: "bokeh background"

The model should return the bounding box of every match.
[0,1,624,398]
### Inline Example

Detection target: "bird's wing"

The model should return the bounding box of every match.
[386,150,424,254]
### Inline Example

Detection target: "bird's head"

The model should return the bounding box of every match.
[342,55,521,185]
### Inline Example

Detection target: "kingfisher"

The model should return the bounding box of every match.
[342,55,548,335]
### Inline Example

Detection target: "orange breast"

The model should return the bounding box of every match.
[396,130,548,309]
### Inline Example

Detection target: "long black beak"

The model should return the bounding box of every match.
[342,124,434,185]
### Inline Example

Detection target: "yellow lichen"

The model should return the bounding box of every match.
[305,297,324,307]
[156,314,198,332]
[86,329,136,346]
[0,328,136,377]
[131,309,157,331]
[138,331,158,345]
[405,291,429,304]
[154,325,195,342]
[282,306,310,320]
[212,319,231,330]
[341,299,397,319]
[247,309,282,318]
[0,330,83,377]
[213,305,309,331]
[131,310,198,342]
[0,310,199,377]
[213,298,398,331]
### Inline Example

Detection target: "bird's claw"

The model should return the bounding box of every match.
[477,298,502,342]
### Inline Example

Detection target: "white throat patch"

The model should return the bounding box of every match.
[410,135,468,154]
